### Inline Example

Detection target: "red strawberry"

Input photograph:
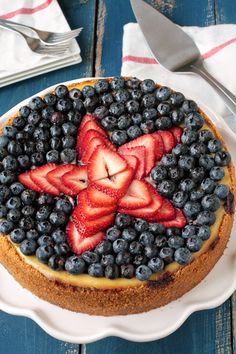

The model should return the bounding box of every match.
[76,120,106,154]
[81,129,113,149]
[92,167,134,198]
[79,114,94,130]
[120,154,139,174]
[81,137,105,164]
[30,164,60,195]
[62,166,88,194]
[75,190,116,221]
[73,210,114,237]
[18,171,42,193]
[158,131,176,153]
[118,184,163,220]
[152,132,164,161]
[66,221,105,254]
[47,164,75,196]
[159,209,186,228]
[118,180,152,209]
[119,146,146,179]
[170,127,183,143]
[87,186,117,207]
[88,146,127,182]
[155,198,176,221]
[118,135,156,175]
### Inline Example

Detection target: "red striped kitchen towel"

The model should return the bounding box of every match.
[122,23,236,122]
[0,0,81,87]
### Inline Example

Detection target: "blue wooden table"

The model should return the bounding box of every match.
[0,0,235,353]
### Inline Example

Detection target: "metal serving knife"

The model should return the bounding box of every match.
[130,0,236,116]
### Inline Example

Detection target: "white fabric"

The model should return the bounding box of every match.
[121,23,236,130]
[0,0,81,87]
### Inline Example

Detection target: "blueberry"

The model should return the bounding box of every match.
[22,205,35,217]
[168,167,184,181]
[48,255,65,271]
[2,156,18,171]
[172,191,188,208]
[178,155,195,170]
[170,110,185,126]
[173,144,189,157]
[129,241,143,255]
[185,112,204,130]
[19,105,31,118]
[54,243,70,257]
[51,137,62,150]
[68,88,83,101]
[199,154,215,170]
[201,178,216,194]
[209,167,224,181]
[88,263,104,277]
[94,79,109,93]
[24,141,35,155]
[208,139,222,153]
[0,185,10,203]
[55,198,72,214]
[106,226,121,241]
[120,265,134,279]
[181,130,198,145]
[166,228,181,237]
[82,251,99,264]
[190,189,204,202]
[41,106,54,120]
[140,79,155,93]
[73,99,85,113]
[50,126,62,139]
[29,97,45,111]
[60,148,76,163]
[36,206,51,221]
[157,102,170,116]
[190,142,207,158]
[7,209,21,222]
[101,254,115,267]
[157,180,176,197]
[148,257,164,272]
[19,217,34,231]
[181,100,198,113]
[38,235,54,247]
[111,130,128,146]
[20,239,37,255]
[56,98,72,112]
[186,237,203,252]
[197,225,211,240]
[116,251,132,265]
[190,167,205,183]
[169,92,185,106]
[55,85,68,98]
[105,264,119,279]
[36,245,54,264]
[49,211,66,226]
[0,170,16,185]
[95,240,112,255]
[62,122,77,136]
[46,150,59,163]
[196,211,216,225]
[84,96,99,113]
[151,165,168,182]
[33,127,50,141]
[28,111,41,125]
[127,125,142,139]
[117,115,132,130]
[126,77,140,89]
[67,111,82,125]
[156,86,171,101]
[101,116,117,130]
[113,238,128,253]
[134,219,149,233]
[0,205,7,218]
[133,254,148,266]
[50,112,65,125]
[37,194,54,205]
[198,129,213,143]
[142,94,156,108]
[17,155,30,169]
[92,106,109,120]
[183,201,201,218]
[155,116,172,130]
[174,247,192,265]
[0,136,9,148]
[0,219,14,234]
[8,141,23,157]
[0,148,7,160]
[31,152,45,165]
[122,227,137,241]
[101,92,114,106]
[140,120,155,134]
[115,213,133,228]
[10,229,25,244]
[6,196,21,209]
[52,229,66,243]
[182,225,197,239]
[214,184,229,199]
[131,113,143,125]
[65,256,86,275]
[44,93,57,105]
[136,265,152,280]
[143,108,158,121]
[201,194,220,211]
[168,236,184,249]
[139,231,154,246]
[3,126,17,138]
[214,151,231,166]
[126,99,139,114]
[161,154,177,167]
[37,221,52,234]
[144,245,158,258]
[110,77,125,90]
[21,190,36,205]
[26,229,39,241]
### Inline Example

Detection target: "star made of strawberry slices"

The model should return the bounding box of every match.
[18,114,186,255]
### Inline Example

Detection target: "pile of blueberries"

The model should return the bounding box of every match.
[0,76,232,281]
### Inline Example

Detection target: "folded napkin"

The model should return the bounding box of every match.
[0,0,81,87]
[122,23,236,130]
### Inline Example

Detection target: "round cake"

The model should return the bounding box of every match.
[0,77,235,316]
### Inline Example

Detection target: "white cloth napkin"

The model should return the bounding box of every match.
[0,0,81,87]
[121,23,236,130]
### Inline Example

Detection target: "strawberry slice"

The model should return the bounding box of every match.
[66,221,105,254]
[120,155,139,174]
[62,166,88,194]
[88,146,127,182]
[159,209,186,228]
[152,132,164,161]
[87,186,117,207]
[81,135,115,164]
[18,172,42,193]
[118,180,152,209]
[75,190,116,221]
[80,129,112,149]
[47,164,75,196]
[158,131,176,153]
[155,199,176,221]
[76,119,106,154]
[170,127,183,144]
[119,146,146,180]
[30,164,60,195]
[73,210,115,237]
[79,114,93,130]
[118,184,163,220]
[92,167,134,198]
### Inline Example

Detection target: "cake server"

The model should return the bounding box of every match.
[130,0,236,117]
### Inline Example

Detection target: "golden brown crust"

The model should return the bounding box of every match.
[0,78,235,316]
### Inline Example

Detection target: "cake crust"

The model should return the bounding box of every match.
[0,79,235,316]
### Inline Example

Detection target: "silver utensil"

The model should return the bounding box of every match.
[131,0,236,116]
[0,18,82,45]
[0,23,70,56]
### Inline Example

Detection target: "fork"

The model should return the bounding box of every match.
[0,23,70,55]
[0,18,82,45]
